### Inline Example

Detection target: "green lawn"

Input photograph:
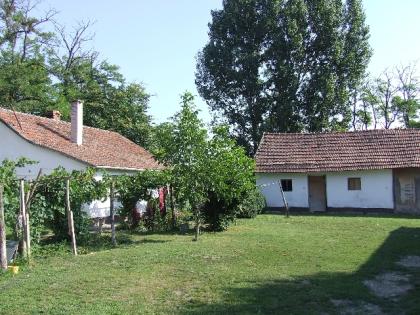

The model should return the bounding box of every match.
[1,214,420,315]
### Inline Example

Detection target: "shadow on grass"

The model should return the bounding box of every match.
[179,227,420,315]
[33,231,173,257]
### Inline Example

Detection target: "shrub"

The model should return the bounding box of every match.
[30,167,108,241]
[237,188,266,218]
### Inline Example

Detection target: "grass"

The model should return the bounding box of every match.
[1,214,420,314]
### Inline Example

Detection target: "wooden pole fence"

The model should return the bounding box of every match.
[19,179,30,260]
[278,181,290,218]
[169,184,176,229]
[65,179,77,256]
[110,181,117,246]
[0,184,7,271]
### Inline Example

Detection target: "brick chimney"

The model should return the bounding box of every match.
[71,100,83,145]
[48,110,61,121]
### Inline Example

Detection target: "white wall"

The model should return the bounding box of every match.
[256,173,309,208]
[326,170,394,209]
[0,122,126,218]
[0,123,86,179]
[257,169,395,210]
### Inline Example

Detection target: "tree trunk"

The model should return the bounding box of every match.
[194,208,200,241]
[0,184,7,271]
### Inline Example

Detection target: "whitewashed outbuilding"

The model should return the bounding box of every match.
[0,102,162,217]
[256,130,420,214]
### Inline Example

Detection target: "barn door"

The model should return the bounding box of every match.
[308,176,327,212]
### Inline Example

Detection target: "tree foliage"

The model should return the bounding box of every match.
[30,167,109,241]
[0,0,152,148]
[352,63,420,130]
[203,126,258,230]
[151,92,261,235]
[0,158,32,231]
[0,160,109,242]
[114,169,170,229]
[196,0,371,153]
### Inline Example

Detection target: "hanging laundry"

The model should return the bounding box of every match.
[158,187,168,216]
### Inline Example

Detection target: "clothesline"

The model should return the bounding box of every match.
[257,181,282,188]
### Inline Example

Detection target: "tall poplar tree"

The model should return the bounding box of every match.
[196,0,371,154]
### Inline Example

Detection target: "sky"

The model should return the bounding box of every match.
[37,0,420,125]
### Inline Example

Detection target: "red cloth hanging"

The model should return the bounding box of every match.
[158,187,168,215]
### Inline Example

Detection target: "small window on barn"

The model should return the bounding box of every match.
[281,179,293,192]
[348,178,361,191]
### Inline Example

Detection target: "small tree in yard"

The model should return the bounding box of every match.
[170,92,208,241]
[151,92,263,239]
[203,126,257,231]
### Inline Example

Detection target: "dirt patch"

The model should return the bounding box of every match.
[396,256,420,269]
[331,299,384,315]
[363,272,412,299]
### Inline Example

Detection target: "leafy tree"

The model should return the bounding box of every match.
[203,125,257,230]
[170,92,208,240]
[196,0,273,153]
[149,122,176,164]
[50,23,153,147]
[394,63,420,127]
[0,0,55,113]
[360,65,419,130]
[115,170,170,229]
[0,2,153,147]
[151,92,260,235]
[0,158,32,233]
[196,0,371,154]
[365,71,400,129]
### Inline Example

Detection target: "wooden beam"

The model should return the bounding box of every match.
[169,184,176,229]
[278,181,290,218]
[20,179,30,259]
[25,168,42,210]
[0,184,7,271]
[110,180,117,246]
[65,179,77,256]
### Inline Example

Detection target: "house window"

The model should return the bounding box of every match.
[348,178,361,191]
[281,179,293,192]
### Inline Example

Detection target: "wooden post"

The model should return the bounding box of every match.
[66,179,77,256]
[169,184,176,229]
[193,208,200,242]
[110,180,117,246]
[25,169,42,210]
[19,179,29,258]
[0,184,7,271]
[278,181,290,218]
[25,212,30,261]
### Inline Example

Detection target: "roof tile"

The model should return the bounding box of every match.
[255,129,420,173]
[0,108,163,171]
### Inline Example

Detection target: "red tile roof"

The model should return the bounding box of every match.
[0,108,163,171]
[256,129,420,173]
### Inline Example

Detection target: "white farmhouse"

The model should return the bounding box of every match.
[256,130,420,214]
[0,102,162,217]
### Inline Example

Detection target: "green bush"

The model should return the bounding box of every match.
[30,167,108,241]
[237,188,266,219]
[202,191,237,232]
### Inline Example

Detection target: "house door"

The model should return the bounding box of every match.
[308,176,327,212]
